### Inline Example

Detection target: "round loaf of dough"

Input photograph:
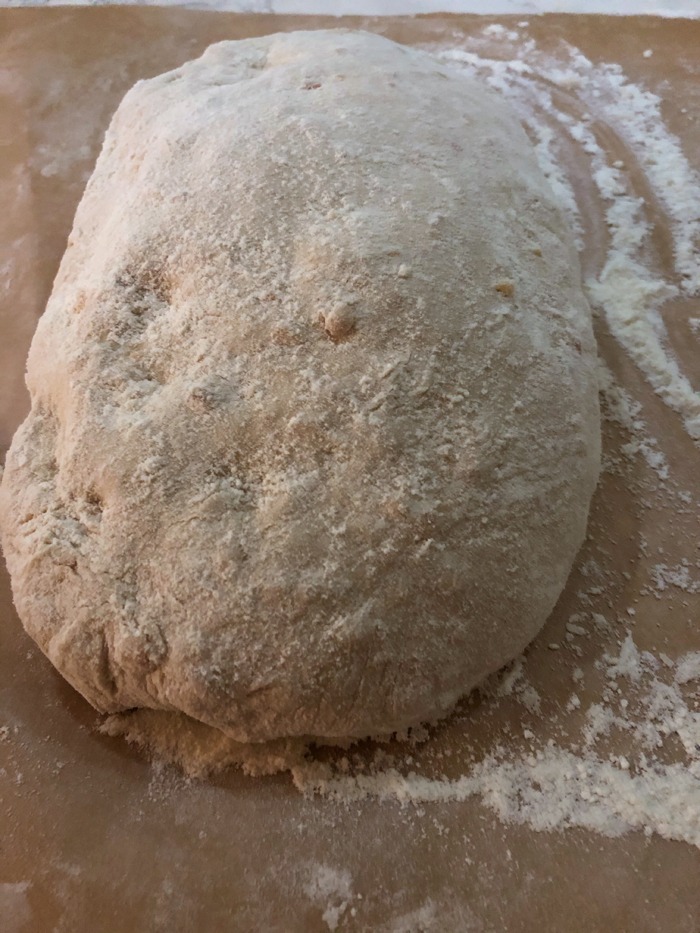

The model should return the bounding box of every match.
[0,30,600,743]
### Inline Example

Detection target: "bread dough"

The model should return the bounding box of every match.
[0,30,600,744]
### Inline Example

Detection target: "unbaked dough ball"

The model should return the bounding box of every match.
[0,30,600,744]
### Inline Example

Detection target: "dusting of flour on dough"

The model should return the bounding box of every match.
[0,30,599,746]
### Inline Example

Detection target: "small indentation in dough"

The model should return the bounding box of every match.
[116,265,172,307]
[85,487,104,513]
[205,460,240,482]
[141,269,172,305]
[302,81,322,91]
[187,387,217,413]
[73,290,88,314]
[271,321,305,347]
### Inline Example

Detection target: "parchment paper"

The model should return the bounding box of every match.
[1,9,699,932]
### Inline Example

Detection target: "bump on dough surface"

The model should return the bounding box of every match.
[0,30,600,744]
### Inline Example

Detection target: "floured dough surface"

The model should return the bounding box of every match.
[0,29,599,745]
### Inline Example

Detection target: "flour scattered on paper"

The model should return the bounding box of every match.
[102,23,700,863]
[303,865,357,931]
[289,639,700,850]
[0,882,33,933]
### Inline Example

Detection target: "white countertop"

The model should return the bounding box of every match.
[2,0,699,17]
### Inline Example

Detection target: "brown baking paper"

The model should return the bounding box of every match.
[1,8,699,931]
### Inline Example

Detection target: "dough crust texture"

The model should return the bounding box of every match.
[0,30,600,743]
